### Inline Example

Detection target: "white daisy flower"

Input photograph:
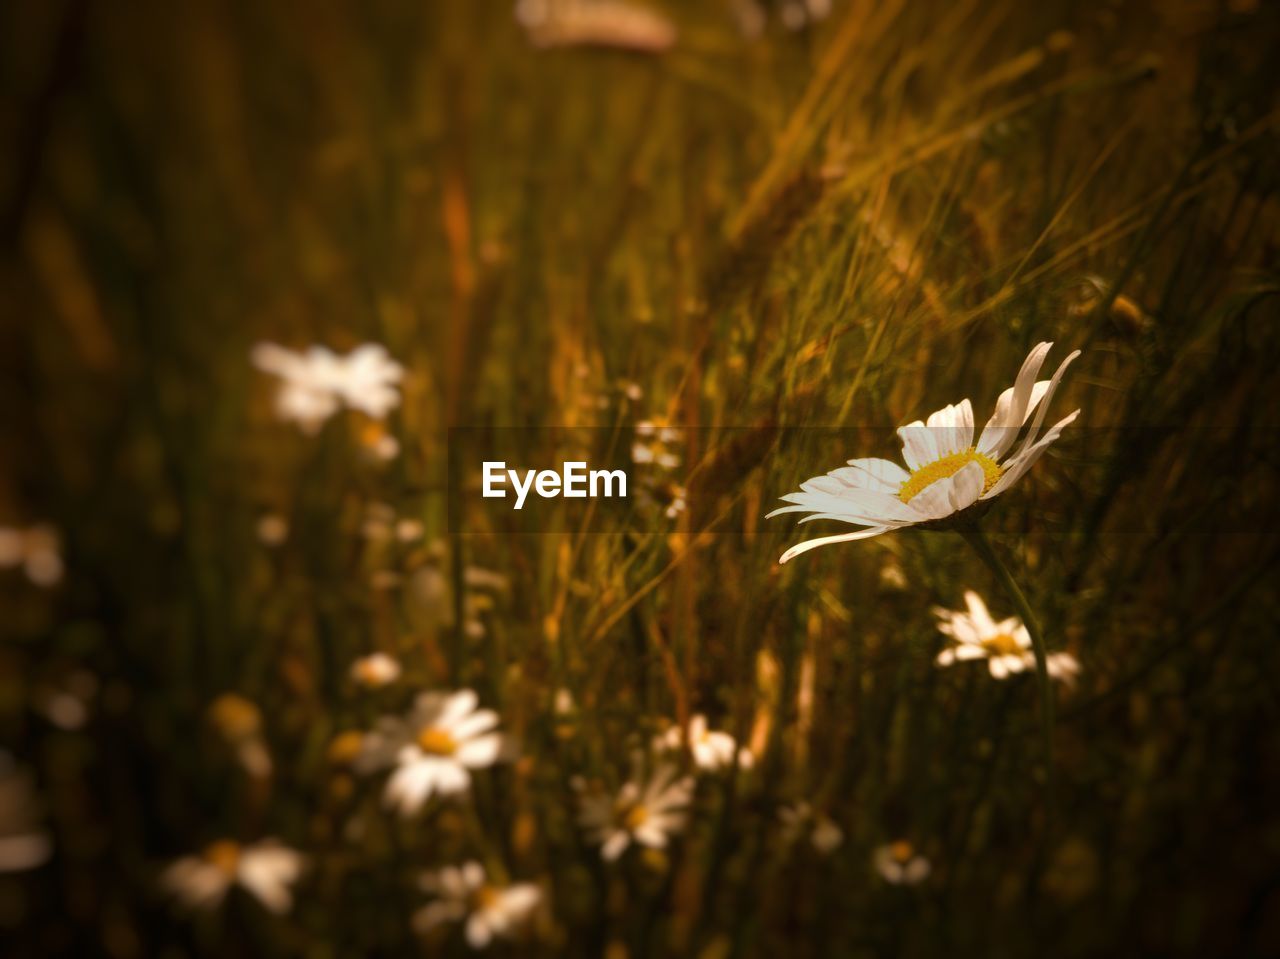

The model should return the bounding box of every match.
[934,590,1081,685]
[350,652,402,689]
[162,839,304,914]
[769,342,1080,563]
[659,714,753,772]
[0,524,63,586]
[207,693,272,779]
[413,861,540,949]
[515,0,677,52]
[577,764,694,862]
[255,513,289,546]
[251,342,403,433]
[357,690,509,816]
[873,840,931,885]
[777,802,843,855]
[0,753,52,873]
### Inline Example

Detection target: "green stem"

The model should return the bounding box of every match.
[960,526,1054,800]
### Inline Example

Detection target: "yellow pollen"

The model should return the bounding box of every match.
[898,448,1002,504]
[890,840,914,863]
[417,727,458,756]
[623,804,650,831]
[471,885,500,911]
[204,840,242,875]
[981,633,1024,657]
[327,730,365,766]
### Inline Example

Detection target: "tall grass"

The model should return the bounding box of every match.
[3,0,1280,955]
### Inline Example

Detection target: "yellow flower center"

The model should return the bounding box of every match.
[204,840,242,876]
[208,694,261,741]
[622,804,650,831]
[890,840,914,863]
[327,730,365,766]
[355,660,385,686]
[417,727,458,756]
[470,885,500,911]
[981,633,1024,657]
[898,448,1003,504]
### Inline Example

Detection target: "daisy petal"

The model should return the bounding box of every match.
[778,527,894,563]
[896,422,937,471]
[976,342,1052,457]
[984,409,1078,498]
[842,457,910,490]
[601,831,631,862]
[903,473,960,521]
[947,460,985,513]
[456,733,503,768]
[1007,350,1081,458]
[963,590,996,633]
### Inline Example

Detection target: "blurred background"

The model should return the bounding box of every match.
[3,0,1280,955]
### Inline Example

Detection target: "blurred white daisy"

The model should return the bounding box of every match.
[414,861,540,949]
[777,802,843,855]
[664,486,687,519]
[659,714,753,772]
[934,590,1080,685]
[255,513,289,546]
[577,764,694,862]
[632,420,682,472]
[251,342,403,433]
[769,342,1080,563]
[357,690,509,816]
[515,0,676,52]
[207,693,272,779]
[162,839,304,914]
[350,652,402,689]
[0,524,63,586]
[0,753,52,873]
[874,840,930,885]
[38,671,95,731]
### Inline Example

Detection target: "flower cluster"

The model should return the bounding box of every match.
[152,336,1084,949]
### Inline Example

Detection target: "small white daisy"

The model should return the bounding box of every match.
[778,802,843,855]
[162,839,304,914]
[873,840,931,885]
[577,764,694,862]
[516,0,677,52]
[0,753,52,873]
[255,513,289,546]
[659,714,753,772]
[769,342,1080,563]
[207,693,272,779]
[357,690,509,816]
[934,590,1081,685]
[414,861,540,949]
[350,652,402,689]
[0,524,63,586]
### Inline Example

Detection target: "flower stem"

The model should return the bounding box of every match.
[960,526,1055,800]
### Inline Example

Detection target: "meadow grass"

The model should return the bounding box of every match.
[3,0,1280,955]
